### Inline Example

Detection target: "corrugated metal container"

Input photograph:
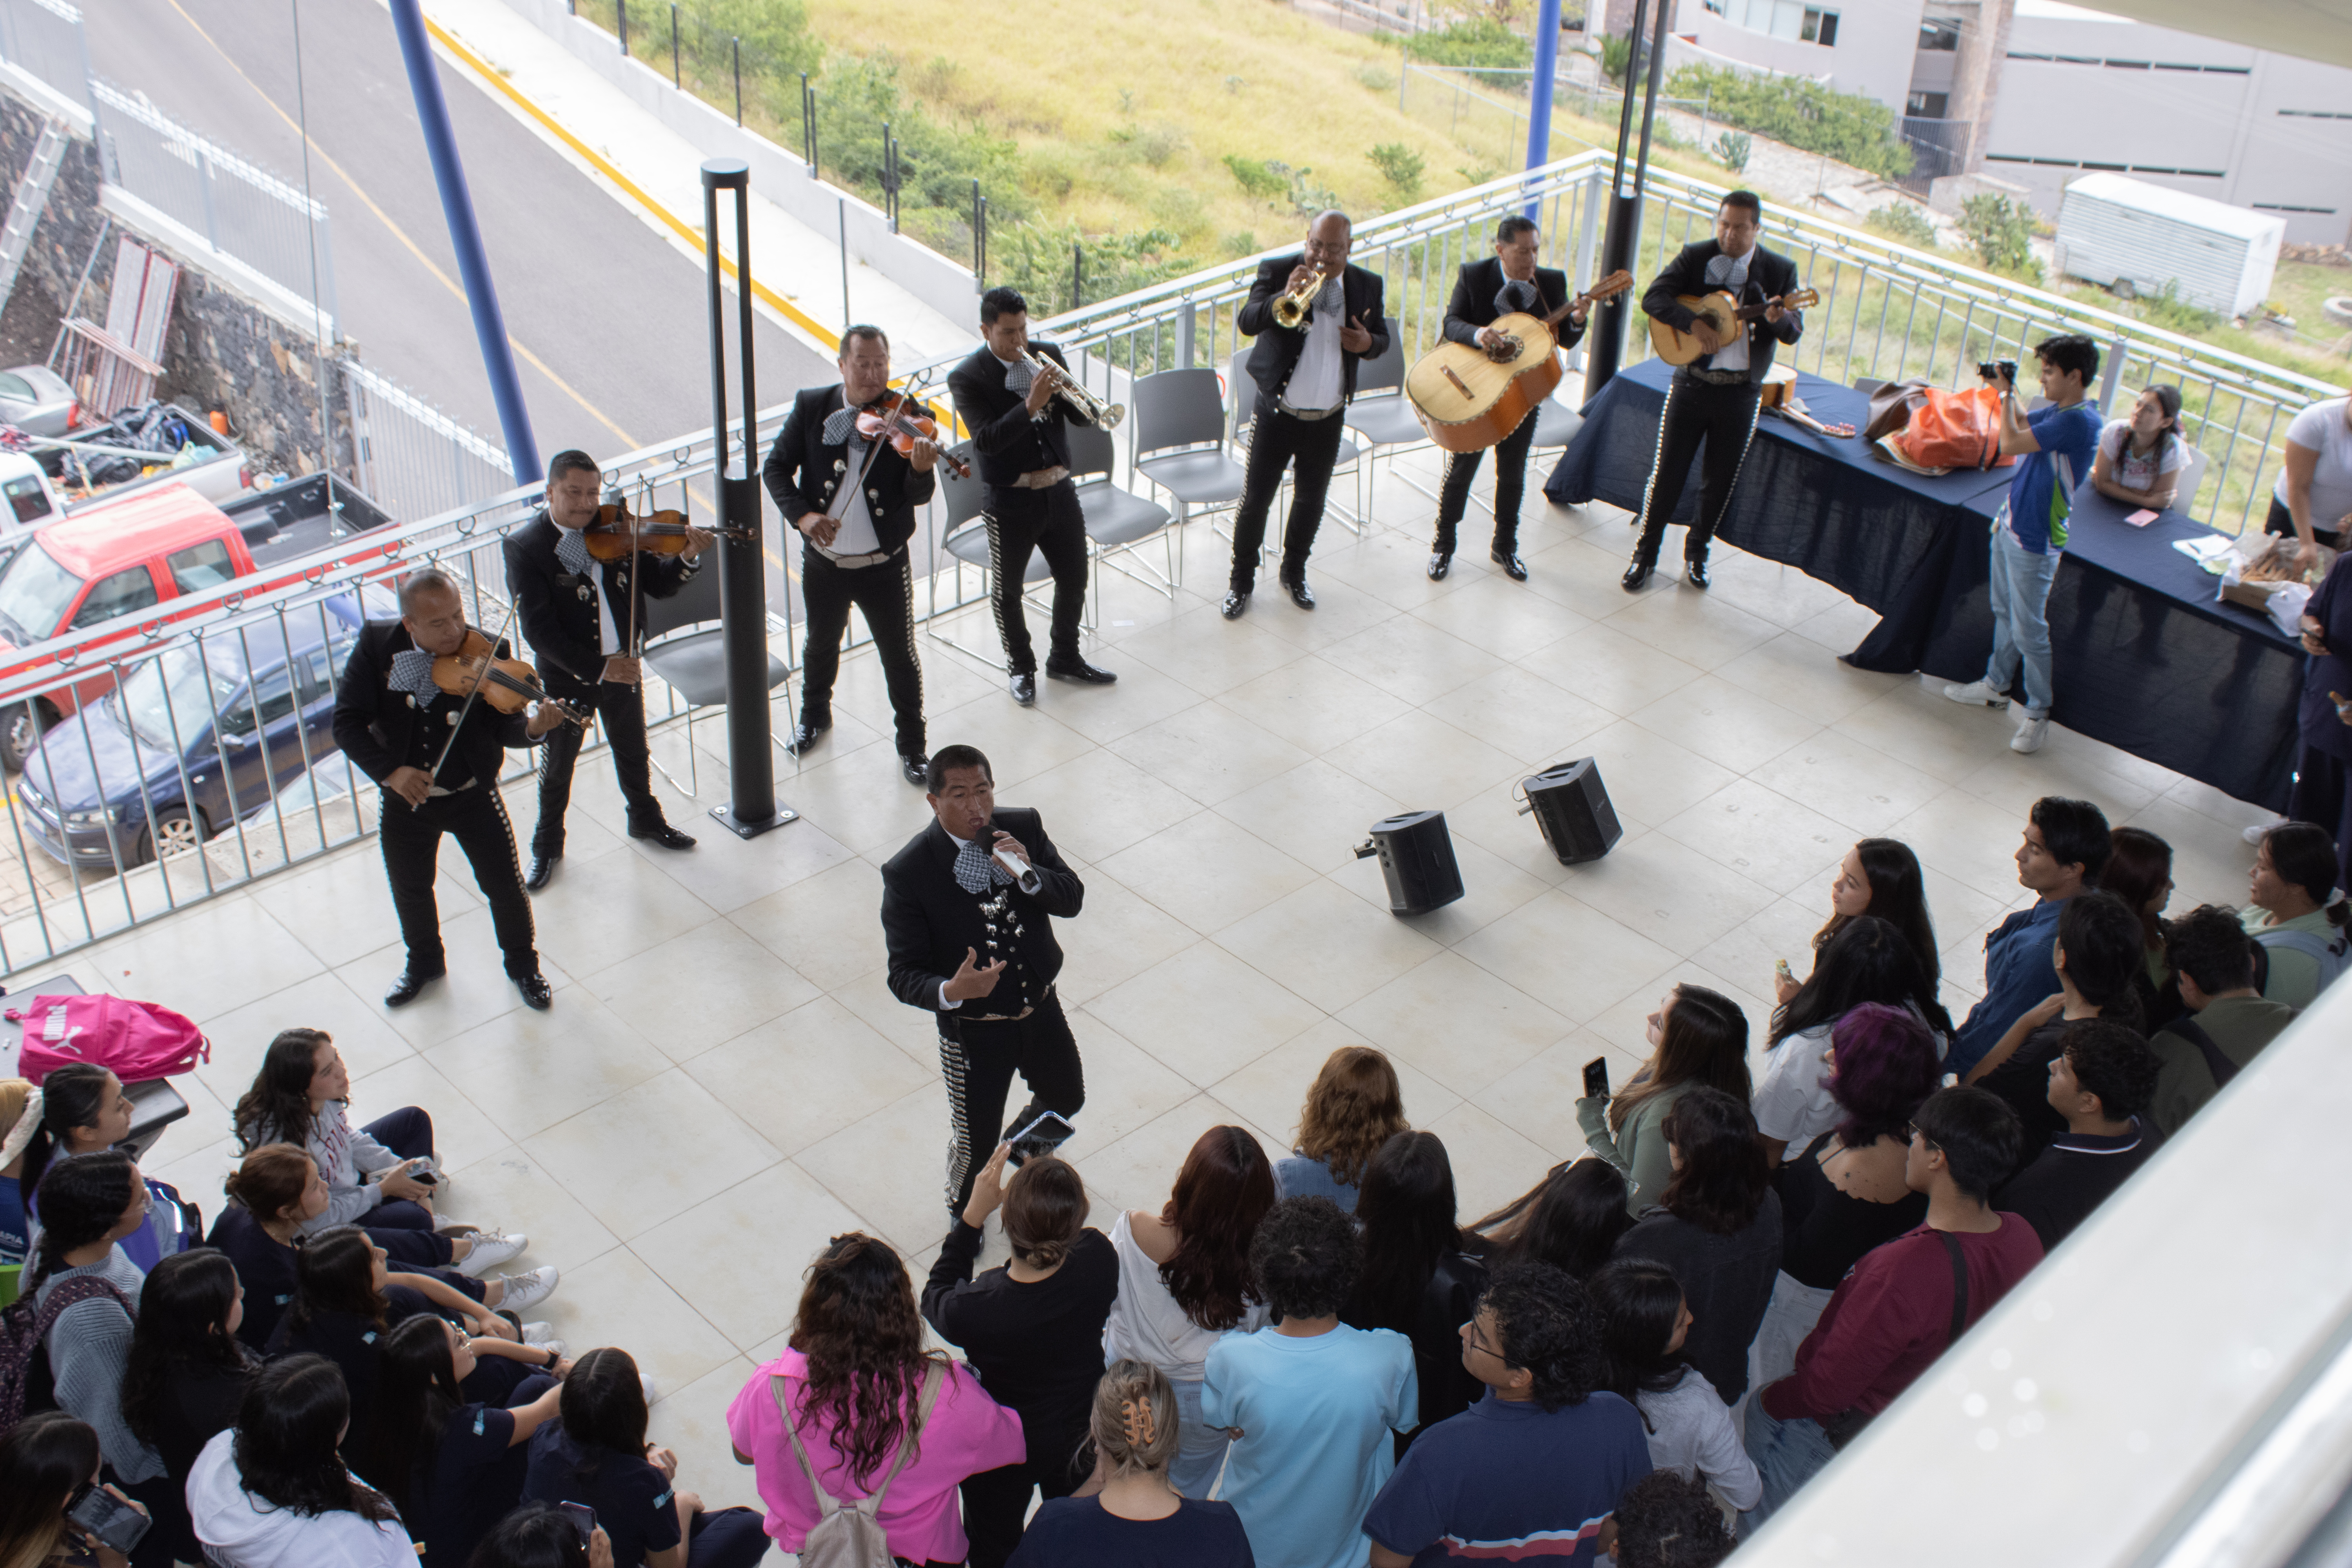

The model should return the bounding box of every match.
[2056,172,2285,318]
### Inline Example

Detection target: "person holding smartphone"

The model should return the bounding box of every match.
[881,743,1090,1223]
[0,1412,149,1568]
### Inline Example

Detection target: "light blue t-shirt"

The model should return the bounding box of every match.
[1272,1153,1361,1213]
[2005,401,2102,555]
[1202,1323,1418,1568]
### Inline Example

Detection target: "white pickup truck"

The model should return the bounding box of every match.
[0,401,252,546]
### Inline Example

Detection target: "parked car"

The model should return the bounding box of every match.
[15,593,365,869]
[0,364,79,437]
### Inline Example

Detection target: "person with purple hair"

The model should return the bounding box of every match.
[1748,1003,1943,1397]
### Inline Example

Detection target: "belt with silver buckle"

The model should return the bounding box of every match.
[817,545,897,569]
[1275,397,1343,421]
[1684,367,1750,386]
[1007,466,1071,490]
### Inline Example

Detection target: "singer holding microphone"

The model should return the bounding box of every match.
[880,743,1088,1223]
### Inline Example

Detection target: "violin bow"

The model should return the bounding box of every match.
[421,593,524,799]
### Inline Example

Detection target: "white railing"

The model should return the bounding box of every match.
[338,359,517,526]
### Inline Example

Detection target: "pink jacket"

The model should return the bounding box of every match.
[725,1348,1025,1562]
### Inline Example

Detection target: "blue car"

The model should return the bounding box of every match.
[16,596,365,869]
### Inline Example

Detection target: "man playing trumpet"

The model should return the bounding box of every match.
[1224,210,1388,618]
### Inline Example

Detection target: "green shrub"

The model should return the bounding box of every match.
[996,221,1188,315]
[816,52,1026,220]
[1713,131,1751,173]
[1108,122,1185,167]
[1224,154,1287,203]
[2138,279,2223,334]
[1598,32,1633,83]
[1959,192,2042,282]
[1668,63,1913,181]
[1221,230,1260,258]
[1268,161,1341,218]
[1356,63,1397,92]
[1866,203,1938,250]
[1369,142,1426,198]
[1457,162,1502,186]
[1412,18,1533,71]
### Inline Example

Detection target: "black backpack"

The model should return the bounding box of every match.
[0,1275,135,1431]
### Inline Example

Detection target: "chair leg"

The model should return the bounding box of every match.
[647,703,697,800]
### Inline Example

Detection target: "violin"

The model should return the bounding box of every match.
[856,392,971,478]
[582,504,756,562]
[431,629,592,727]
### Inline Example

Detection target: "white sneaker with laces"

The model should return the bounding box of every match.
[1943,679,2007,706]
[521,1328,568,1357]
[520,1321,560,1345]
[456,1229,528,1278]
[2011,711,2051,753]
[494,1265,560,1314]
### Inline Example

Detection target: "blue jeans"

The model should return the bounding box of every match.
[1983,514,2060,717]
[1740,1396,1838,1529]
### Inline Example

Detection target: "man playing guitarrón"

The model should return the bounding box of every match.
[1427,215,1589,584]
[1624,189,1804,593]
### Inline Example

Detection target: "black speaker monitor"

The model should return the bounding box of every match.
[1354,809,1465,916]
[1519,759,1622,865]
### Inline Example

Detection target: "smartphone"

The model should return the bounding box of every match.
[1582,1056,1610,1100]
[559,1501,596,1546]
[413,1169,438,1187]
[66,1483,151,1555]
[1005,1109,1076,1167]
[1775,957,1795,983]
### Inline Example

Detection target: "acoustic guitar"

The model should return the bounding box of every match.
[1648,287,1820,367]
[1405,269,1634,454]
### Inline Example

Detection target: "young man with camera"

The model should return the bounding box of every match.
[1942,335,2103,755]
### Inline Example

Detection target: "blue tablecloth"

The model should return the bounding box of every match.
[1544,357,2301,809]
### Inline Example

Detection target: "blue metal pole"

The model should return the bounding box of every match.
[1523,0,1563,217]
[385,0,540,486]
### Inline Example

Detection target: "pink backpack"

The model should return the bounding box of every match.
[6,993,210,1083]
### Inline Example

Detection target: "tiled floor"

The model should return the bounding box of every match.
[44,443,2272,1535]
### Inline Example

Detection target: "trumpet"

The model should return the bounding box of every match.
[1019,348,1124,430]
[1271,266,1329,330]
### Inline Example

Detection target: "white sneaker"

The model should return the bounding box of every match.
[519,1320,560,1345]
[456,1229,528,1279]
[520,1327,567,1357]
[2244,819,2279,846]
[492,1265,560,1314]
[2011,712,2051,753]
[433,1216,481,1236]
[1943,679,2007,706]
[641,1374,661,1406]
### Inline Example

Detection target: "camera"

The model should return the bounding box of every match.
[1978,359,2017,384]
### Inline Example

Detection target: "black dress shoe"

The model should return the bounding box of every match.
[901,753,928,786]
[1622,558,1655,592]
[1491,550,1528,582]
[514,973,553,1011]
[1045,658,1117,685]
[1010,672,1037,706]
[1220,590,1249,620]
[1281,578,1316,610]
[630,823,697,850]
[524,855,559,892]
[1686,558,1711,590]
[1427,553,1452,581]
[384,968,444,1009]
[784,718,831,757]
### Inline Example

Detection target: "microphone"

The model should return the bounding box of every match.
[993,843,1044,895]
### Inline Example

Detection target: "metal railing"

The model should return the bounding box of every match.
[88,78,337,327]
[0,0,90,116]
[0,148,2336,975]
[339,359,516,525]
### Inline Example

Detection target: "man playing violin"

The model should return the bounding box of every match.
[505,449,710,891]
[1427,216,1589,584]
[762,323,935,785]
[332,568,567,1010]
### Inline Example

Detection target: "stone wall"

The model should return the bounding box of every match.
[0,92,354,481]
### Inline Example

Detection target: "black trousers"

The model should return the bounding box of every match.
[1231,405,1346,591]
[961,1435,1089,1568]
[985,481,1089,676]
[800,544,925,756]
[379,783,538,979]
[1632,376,1763,565]
[1432,406,1539,556]
[2265,492,2347,550]
[532,675,665,856]
[940,989,1085,1217]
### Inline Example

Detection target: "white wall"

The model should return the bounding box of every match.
[1681,0,1925,105]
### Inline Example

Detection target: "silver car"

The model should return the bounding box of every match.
[0,364,77,437]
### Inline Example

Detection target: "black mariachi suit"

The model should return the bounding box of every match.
[1231,254,1389,592]
[880,808,1086,1218]
[1632,240,1805,566]
[503,512,696,857]
[1434,258,1586,558]
[331,621,541,980]
[946,343,1089,677]
[761,385,935,756]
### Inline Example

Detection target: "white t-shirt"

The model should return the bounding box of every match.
[1101,1209,1268,1383]
[2100,419,2185,495]
[1702,249,1753,373]
[2273,397,2352,530]
[1752,1004,1949,1147]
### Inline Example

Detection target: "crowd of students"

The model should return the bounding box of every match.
[0,797,2338,1568]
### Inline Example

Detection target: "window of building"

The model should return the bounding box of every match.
[1918,16,1960,51]
[2007,52,2249,73]
[1708,0,1838,47]
[1906,91,1949,118]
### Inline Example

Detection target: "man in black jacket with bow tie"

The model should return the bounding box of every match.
[1427,216,1589,584]
[763,325,936,785]
[504,450,708,890]
[1225,210,1387,618]
[332,569,567,1010]
[880,743,1087,1220]
[1625,189,1804,592]
[946,288,1116,707]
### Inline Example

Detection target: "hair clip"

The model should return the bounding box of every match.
[1119,1396,1156,1448]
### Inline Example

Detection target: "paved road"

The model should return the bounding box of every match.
[80,0,836,610]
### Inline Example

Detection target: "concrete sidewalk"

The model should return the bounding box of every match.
[418,0,977,380]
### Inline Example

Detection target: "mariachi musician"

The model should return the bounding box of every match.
[331,568,567,1011]
[504,449,708,890]
[1427,216,1590,584]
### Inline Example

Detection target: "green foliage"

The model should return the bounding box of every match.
[634,0,824,122]
[1410,18,1533,71]
[1713,131,1751,173]
[1598,33,1633,83]
[1221,230,1260,258]
[1457,162,1502,186]
[1368,142,1426,198]
[1268,161,1341,218]
[1355,63,1397,92]
[995,221,1188,315]
[1958,193,2043,282]
[1223,154,1287,203]
[1866,203,1938,250]
[2137,279,2224,335]
[815,53,1027,222]
[1108,122,1186,167]
[1667,64,1914,181]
